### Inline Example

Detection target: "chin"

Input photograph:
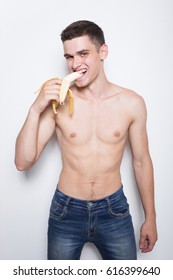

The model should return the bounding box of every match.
[76,81,88,88]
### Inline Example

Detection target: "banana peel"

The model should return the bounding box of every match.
[35,71,83,116]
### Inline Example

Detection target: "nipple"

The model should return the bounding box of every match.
[114,131,120,137]
[70,132,77,138]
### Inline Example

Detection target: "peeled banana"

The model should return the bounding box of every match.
[52,71,83,115]
[35,71,83,116]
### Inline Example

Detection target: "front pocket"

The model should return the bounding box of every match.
[109,205,129,218]
[50,198,68,220]
[108,197,130,218]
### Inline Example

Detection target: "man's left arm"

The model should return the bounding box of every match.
[128,95,157,253]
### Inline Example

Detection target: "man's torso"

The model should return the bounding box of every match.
[55,84,135,200]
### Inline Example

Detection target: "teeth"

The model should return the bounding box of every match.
[77,69,87,75]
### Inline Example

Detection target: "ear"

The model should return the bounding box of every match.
[99,44,108,60]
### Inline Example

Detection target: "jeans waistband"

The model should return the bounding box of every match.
[55,185,124,209]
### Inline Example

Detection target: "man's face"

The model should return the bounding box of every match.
[63,35,105,88]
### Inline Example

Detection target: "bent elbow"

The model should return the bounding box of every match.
[14,158,33,171]
[15,164,27,171]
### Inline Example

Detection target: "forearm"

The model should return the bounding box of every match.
[133,155,156,221]
[15,107,40,170]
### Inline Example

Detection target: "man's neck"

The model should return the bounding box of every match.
[76,71,110,100]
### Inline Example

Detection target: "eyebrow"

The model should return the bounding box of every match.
[64,49,90,58]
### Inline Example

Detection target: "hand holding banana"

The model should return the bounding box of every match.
[35,72,83,115]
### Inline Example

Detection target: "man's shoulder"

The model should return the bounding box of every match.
[111,83,145,105]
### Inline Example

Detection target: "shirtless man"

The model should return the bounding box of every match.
[15,20,157,260]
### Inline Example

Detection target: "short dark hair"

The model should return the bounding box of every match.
[61,20,105,48]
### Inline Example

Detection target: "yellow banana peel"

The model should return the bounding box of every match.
[35,72,83,116]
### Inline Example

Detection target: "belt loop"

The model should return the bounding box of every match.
[65,196,71,206]
[105,196,111,208]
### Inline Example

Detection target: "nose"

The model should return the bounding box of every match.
[72,56,82,70]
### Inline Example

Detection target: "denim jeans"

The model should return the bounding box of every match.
[47,186,137,260]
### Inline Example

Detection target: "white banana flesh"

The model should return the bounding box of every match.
[59,71,83,105]
[35,71,83,115]
[52,71,83,115]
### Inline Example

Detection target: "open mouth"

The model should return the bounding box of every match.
[76,69,87,76]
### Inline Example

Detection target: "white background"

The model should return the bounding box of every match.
[0,0,173,260]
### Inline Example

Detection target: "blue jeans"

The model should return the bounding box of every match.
[47,186,137,260]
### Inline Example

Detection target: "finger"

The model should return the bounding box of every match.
[139,233,146,251]
[41,93,60,106]
[41,83,62,95]
[142,237,150,253]
[35,78,62,94]
[42,89,60,95]
[144,236,155,253]
[140,235,154,253]
[43,78,62,86]
[48,94,60,102]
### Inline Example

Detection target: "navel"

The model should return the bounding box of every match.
[114,131,120,137]
[70,132,77,138]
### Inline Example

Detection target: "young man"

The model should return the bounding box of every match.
[15,20,157,260]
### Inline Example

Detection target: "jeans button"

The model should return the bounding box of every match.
[88,202,93,208]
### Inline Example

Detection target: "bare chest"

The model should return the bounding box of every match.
[56,98,132,145]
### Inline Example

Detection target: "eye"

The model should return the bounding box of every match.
[80,52,88,57]
[64,55,73,60]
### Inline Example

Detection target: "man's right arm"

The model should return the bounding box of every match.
[15,78,61,171]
